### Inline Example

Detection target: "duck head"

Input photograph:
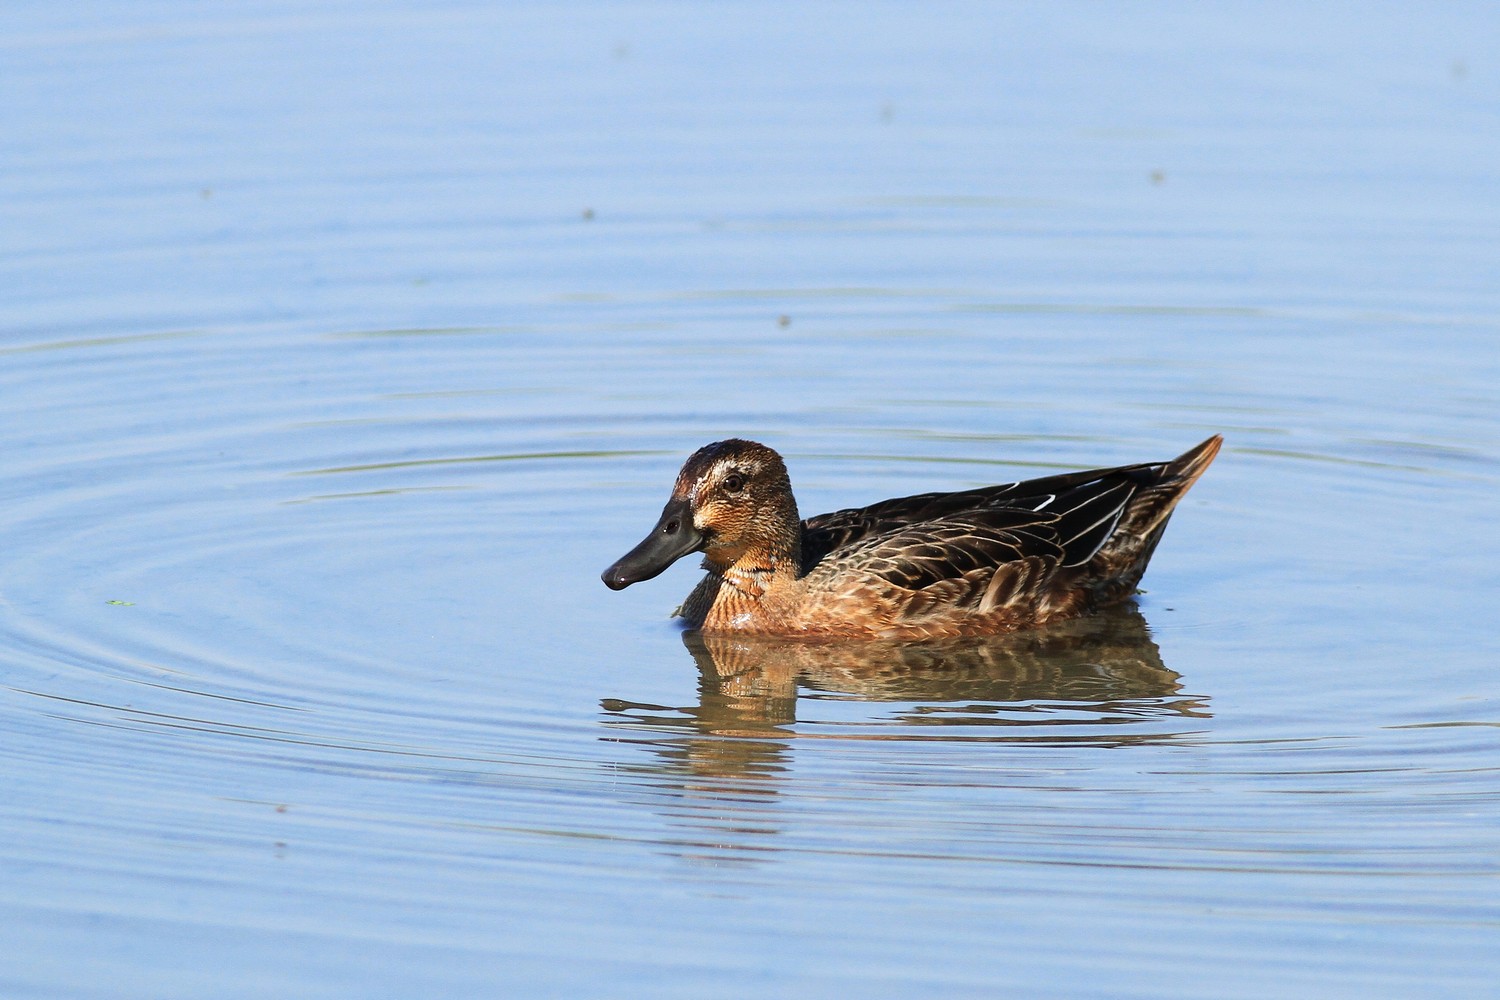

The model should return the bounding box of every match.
[602,439,800,590]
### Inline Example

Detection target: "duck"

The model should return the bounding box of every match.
[602,435,1222,639]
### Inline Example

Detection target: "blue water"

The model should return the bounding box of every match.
[3,3,1499,998]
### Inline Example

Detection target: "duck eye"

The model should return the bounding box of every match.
[722,473,744,494]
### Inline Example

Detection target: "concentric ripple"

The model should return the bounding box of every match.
[0,316,1496,1000]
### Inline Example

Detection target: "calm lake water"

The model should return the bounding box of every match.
[4,3,1499,998]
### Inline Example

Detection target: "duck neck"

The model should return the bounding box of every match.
[704,504,802,600]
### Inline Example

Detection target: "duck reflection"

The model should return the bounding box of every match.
[600,607,1208,864]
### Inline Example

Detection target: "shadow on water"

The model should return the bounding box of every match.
[601,606,1211,828]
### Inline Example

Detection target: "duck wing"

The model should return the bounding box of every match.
[798,469,1150,623]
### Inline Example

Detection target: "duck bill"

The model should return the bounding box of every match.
[602,498,705,590]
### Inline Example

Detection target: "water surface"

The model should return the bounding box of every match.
[3,3,1499,998]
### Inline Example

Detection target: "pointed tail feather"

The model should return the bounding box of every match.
[1131,434,1222,539]
[1077,435,1222,607]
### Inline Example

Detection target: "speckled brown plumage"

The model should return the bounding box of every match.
[603,436,1221,639]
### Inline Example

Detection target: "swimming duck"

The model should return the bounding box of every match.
[603,436,1221,639]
